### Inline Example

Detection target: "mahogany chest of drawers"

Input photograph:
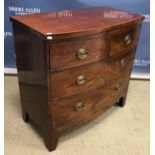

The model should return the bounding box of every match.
[10,7,144,151]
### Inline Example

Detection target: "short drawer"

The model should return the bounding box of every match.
[50,49,134,99]
[50,37,109,69]
[51,72,130,131]
[110,27,139,55]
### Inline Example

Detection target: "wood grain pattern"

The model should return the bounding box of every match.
[10,6,144,151]
[50,50,134,99]
[10,7,144,40]
[50,36,109,69]
[51,71,130,131]
[12,22,59,151]
[111,28,135,54]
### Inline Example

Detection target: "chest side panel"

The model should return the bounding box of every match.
[12,22,51,128]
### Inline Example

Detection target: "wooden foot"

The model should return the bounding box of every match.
[116,96,126,107]
[44,129,59,151]
[22,111,29,123]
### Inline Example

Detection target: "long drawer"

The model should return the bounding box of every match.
[50,71,130,131]
[50,49,134,99]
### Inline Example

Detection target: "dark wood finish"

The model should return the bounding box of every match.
[51,71,130,131]
[50,36,109,70]
[51,50,134,99]
[11,22,59,151]
[111,28,135,55]
[10,7,144,40]
[10,6,144,151]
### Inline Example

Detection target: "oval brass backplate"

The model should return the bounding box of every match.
[76,75,86,85]
[77,48,88,60]
[124,34,132,45]
[120,58,127,67]
[115,82,122,91]
[74,102,85,112]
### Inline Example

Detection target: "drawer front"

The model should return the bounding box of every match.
[50,50,134,99]
[50,37,109,69]
[110,27,139,56]
[51,72,130,131]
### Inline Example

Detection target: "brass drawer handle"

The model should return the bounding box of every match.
[115,82,121,91]
[120,58,127,67]
[77,48,88,59]
[74,102,85,112]
[76,75,86,85]
[124,34,132,45]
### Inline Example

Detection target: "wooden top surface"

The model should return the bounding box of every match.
[10,7,144,39]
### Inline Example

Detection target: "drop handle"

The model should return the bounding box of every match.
[77,48,88,59]
[76,75,86,85]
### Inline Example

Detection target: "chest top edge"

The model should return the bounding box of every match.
[10,6,144,40]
